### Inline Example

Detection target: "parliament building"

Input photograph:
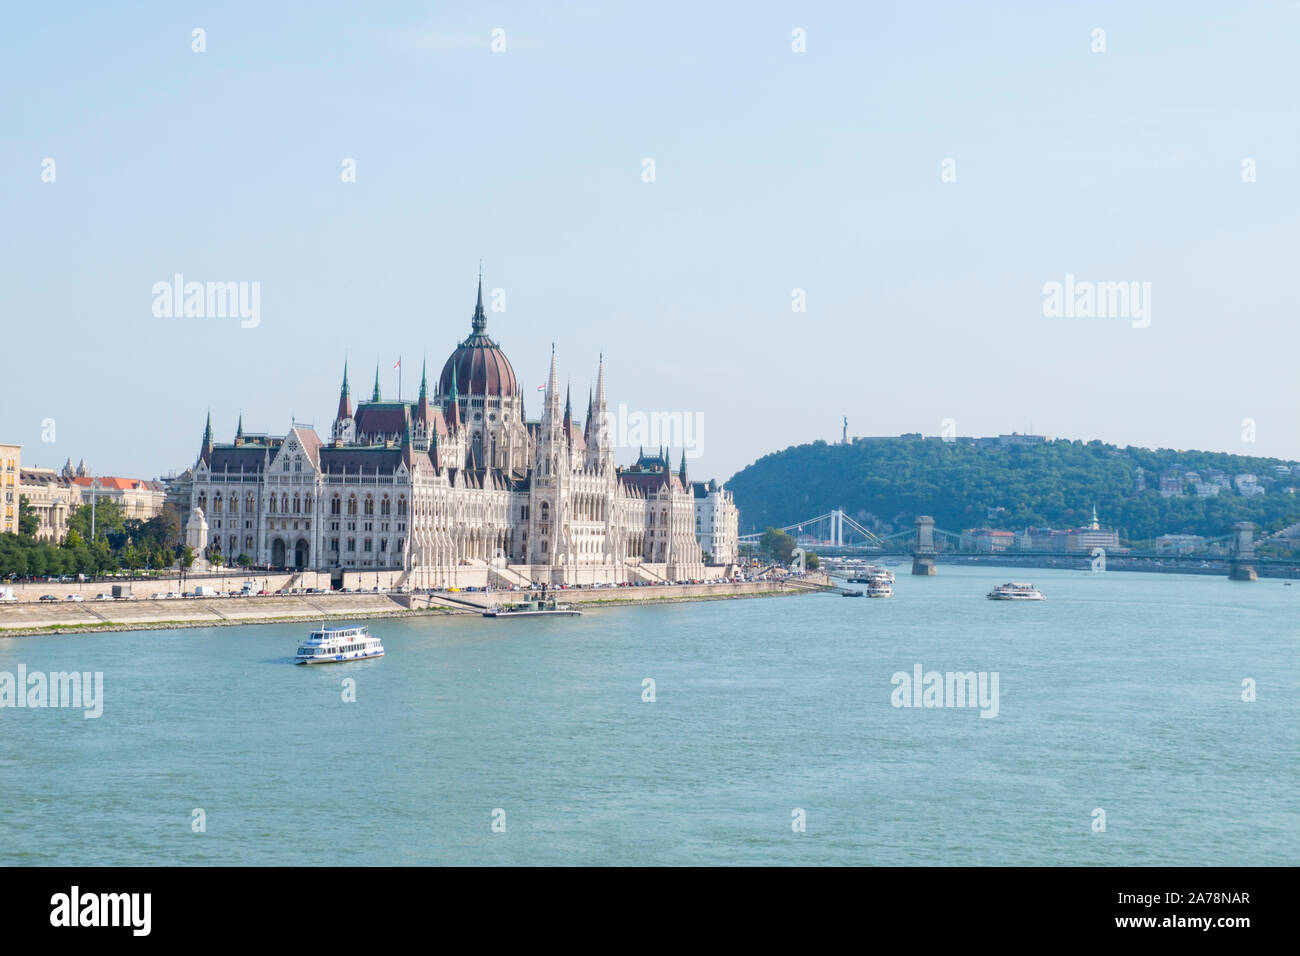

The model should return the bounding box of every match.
[179,279,739,588]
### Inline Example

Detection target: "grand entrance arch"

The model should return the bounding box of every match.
[294,538,309,569]
[271,538,286,567]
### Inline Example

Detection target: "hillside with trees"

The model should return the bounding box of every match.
[727,437,1300,545]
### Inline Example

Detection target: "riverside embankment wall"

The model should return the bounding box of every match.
[0,577,828,636]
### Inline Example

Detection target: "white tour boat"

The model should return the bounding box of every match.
[987,582,1045,601]
[295,624,385,664]
[867,581,894,598]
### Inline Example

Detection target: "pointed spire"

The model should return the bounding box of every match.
[336,360,352,422]
[472,265,487,334]
[680,448,688,486]
[584,387,594,441]
[372,365,381,402]
[446,363,460,430]
[419,358,428,400]
[200,410,214,464]
[235,413,243,440]
[563,383,573,437]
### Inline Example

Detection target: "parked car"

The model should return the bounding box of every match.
[40,594,58,602]
[65,594,83,602]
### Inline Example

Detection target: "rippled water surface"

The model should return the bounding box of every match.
[1,566,1296,865]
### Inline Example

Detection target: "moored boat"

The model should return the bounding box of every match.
[483,595,582,617]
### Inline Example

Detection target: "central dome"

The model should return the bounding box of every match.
[438,279,518,398]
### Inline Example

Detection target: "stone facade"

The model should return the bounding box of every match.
[185,280,738,587]
[1,444,19,535]
[17,466,80,541]
[693,478,739,566]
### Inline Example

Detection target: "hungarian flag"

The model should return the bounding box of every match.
[537,384,545,391]
[393,359,401,369]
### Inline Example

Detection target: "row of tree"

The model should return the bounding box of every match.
[0,497,198,579]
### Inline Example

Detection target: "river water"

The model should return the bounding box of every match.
[1,566,1295,865]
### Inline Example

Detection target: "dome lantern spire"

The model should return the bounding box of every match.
[472,263,487,334]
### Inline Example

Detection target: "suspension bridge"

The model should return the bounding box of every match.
[739,512,1273,580]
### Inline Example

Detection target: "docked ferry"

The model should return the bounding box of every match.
[483,596,581,618]
[295,624,385,663]
[987,582,1045,601]
[867,581,894,598]
[848,565,895,585]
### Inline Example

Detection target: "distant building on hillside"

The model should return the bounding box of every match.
[1159,470,1185,497]
[1156,534,1205,555]
[1235,474,1265,497]
[961,528,1016,552]
[1017,527,1063,551]
[1065,506,1120,553]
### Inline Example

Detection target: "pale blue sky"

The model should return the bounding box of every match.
[3,1,1299,482]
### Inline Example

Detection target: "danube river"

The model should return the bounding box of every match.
[1,566,1296,865]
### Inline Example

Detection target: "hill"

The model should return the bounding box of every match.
[725,437,1300,544]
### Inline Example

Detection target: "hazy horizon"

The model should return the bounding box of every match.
[4,1,1298,484]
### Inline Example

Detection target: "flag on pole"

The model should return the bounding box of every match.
[537,384,545,391]
[393,359,401,369]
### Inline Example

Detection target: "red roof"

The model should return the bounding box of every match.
[71,476,151,491]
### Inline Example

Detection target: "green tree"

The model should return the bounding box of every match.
[805,551,820,570]
[759,527,797,564]
[17,495,40,537]
[237,552,252,567]
[68,496,126,543]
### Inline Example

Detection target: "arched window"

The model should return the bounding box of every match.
[292,495,301,514]
[228,496,237,514]
[364,496,374,516]
[303,494,312,513]
[213,494,222,514]
[347,496,357,516]
[269,495,277,514]
[246,494,255,513]
[281,494,289,514]
[398,496,407,516]
[331,496,341,516]
[381,496,391,516]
